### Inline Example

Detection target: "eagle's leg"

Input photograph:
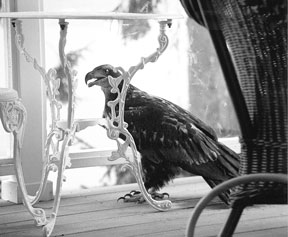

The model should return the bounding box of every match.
[117,188,169,203]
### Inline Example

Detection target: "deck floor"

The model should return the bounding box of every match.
[0,177,287,237]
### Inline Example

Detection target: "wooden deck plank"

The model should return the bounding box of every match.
[54,205,287,237]
[0,177,287,237]
[0,177,213,224]
[194,216,288,237]
[0,176,207,213]
[234,227,288,237]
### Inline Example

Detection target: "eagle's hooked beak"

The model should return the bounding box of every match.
[85,64,123,88]
[85,71,107,88]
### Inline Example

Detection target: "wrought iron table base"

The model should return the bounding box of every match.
[105,20,172,211]
[10,19,78,236]
[5,15,177,236]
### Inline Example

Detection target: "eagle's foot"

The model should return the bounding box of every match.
[117,189,169,203]
[150,190,169,200]
[117,190,145,203]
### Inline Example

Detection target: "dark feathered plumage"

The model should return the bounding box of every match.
[85,64,240,204]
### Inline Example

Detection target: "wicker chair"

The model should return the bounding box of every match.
[180,0,287,236]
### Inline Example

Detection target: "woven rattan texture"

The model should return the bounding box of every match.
[211,0,287,204]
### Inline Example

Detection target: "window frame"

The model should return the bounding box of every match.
[0,0,240,186]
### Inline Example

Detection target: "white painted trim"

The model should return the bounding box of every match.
[0,165,14,176]
[67,119,240,170]
[69,149,129,168]
[67,136,240,170]
[1,179,53,203]
[0,136,240,173]
[0,12,183,20]
[1,115,240,176]
[0,159,14,176]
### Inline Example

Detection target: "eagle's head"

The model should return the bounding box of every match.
[85,64,121,89]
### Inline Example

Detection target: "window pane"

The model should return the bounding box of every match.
[43,1,239,189]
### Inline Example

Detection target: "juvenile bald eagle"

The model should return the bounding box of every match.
[85,64,240,204]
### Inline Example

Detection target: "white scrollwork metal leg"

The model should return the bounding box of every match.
[11,19,77,236]
[106,20,172,211]
[43,123,77,236]
[43,20,78,236]
[0,99,47,226]
[12,19,61,206]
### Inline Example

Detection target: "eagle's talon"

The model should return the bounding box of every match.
[130,190,141,195]
[124,193,133,199]
[117,190,143,203]
[117,189,170,203]
[163,192,169,198]
[117,197,125,202]
[151,191,170,200]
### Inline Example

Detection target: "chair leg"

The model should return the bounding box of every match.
[186,174,287,237]
[218,205,244,237]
